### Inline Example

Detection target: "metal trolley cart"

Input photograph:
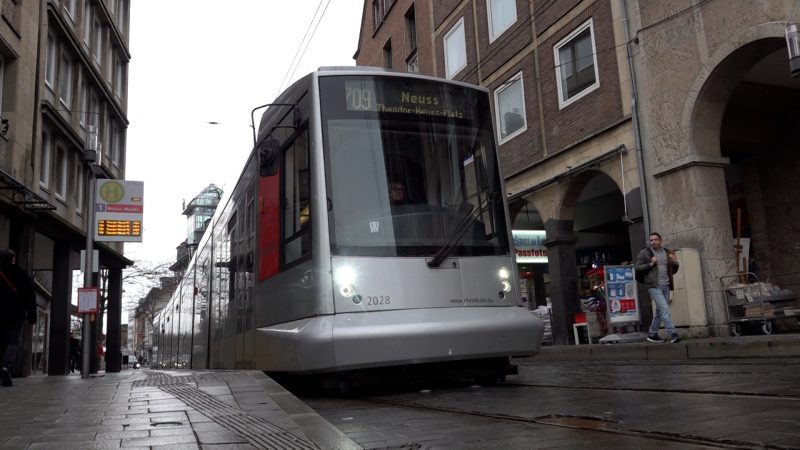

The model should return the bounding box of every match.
[721,273,799,336]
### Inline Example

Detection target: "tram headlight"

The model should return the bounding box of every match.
[340,284,355,298]
[334,266,357,298]
[501,280,512,293]
[498,266,511,281]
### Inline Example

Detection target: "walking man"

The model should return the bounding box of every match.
[635,232,681,343]
[0,249,37,386]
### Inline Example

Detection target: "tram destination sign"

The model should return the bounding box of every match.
[344,79,469,119]
[94,179,144,242]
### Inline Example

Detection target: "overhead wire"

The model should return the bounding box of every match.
[275,0,331,98]
[285,0,332,89]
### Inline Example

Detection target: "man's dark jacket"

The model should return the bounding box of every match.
[634,247,680,290]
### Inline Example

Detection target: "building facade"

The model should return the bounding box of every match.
[0,0,131,375]
[355,0,800,343]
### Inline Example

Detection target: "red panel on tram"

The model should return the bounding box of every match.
[258,174,280,281]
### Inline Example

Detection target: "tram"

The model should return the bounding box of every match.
[152,67,543,379]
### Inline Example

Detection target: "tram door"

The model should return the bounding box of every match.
[231,173,257,368]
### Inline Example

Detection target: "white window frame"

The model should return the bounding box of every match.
[554,18,600,109]
[45,35,57,88]
[58,53,73,109]
[444,17,467,79]
[55,145,68,202]
[494,71,527,144]
[487,0,517,43]
[40,132,52,189]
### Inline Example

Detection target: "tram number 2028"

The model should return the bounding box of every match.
[346,86,374,111]
[367,295,390,306]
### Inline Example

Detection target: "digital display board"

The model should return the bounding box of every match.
[344,79,468,119]
[97,220,141,237]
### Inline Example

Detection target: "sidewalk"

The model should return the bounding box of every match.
[0,369,361,450]
[532,333,800,361]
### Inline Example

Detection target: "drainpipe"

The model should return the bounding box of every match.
[30,0,47,182]
[620,0,651,236]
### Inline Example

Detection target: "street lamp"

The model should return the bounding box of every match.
[81,125,100,378]
[786,22,800,78]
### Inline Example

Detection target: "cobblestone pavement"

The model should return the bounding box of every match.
[0,369,358,449]
[301,358,800,449]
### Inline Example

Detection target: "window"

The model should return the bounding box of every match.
[93,19,103,64]
[64,0,77,22]
[487,0,516,42]
[45,35,56,88]
[40,132,51,189]
[58,54,73,109]
[55,146,67,201]
[112,123,123,166]
[405,6,417,52]
[383,39,392,68]
[554,19,599,108]
[444,18,467,79]
[75,157,84,213]
[494,71,527,143]
[83,2,92,45]
[282,129,311,265]
[372,0,381,30]
[114,56,125,96]
[80,80,88,128]
[106,48,114,82]
[0,56,4,110]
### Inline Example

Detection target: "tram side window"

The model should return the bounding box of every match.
[282,129,311,265]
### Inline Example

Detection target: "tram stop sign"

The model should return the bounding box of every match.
[94,180,144,242]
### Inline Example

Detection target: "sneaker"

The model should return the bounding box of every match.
[670,335,681,343]
[646,334,665,343]
[0,367,12,387]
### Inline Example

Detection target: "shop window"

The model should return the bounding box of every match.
[494,71,527,143]
[554,19,599,109]
[444,17,467,79]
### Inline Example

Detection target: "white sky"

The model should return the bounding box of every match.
[124,1,362,266]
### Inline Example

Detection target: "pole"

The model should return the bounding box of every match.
[82,168,96,378]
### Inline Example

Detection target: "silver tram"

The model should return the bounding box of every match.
[152,67,543,379]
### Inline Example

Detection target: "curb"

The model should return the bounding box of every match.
[530,335,800,361]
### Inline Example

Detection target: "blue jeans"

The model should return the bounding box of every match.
[648,286,677,337]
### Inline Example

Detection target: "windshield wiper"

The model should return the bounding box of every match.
[427,197,490,268]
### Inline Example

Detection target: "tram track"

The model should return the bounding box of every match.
[501,380,800,400]
[342,394,790,450]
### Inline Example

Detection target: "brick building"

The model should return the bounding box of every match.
[355,1,800,343]
[0,0,131,374]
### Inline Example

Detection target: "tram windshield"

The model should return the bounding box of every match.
[320,75,510,258]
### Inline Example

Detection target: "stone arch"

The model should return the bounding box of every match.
[685,22,789,159]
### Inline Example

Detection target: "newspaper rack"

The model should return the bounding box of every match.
[720,272,799,336]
